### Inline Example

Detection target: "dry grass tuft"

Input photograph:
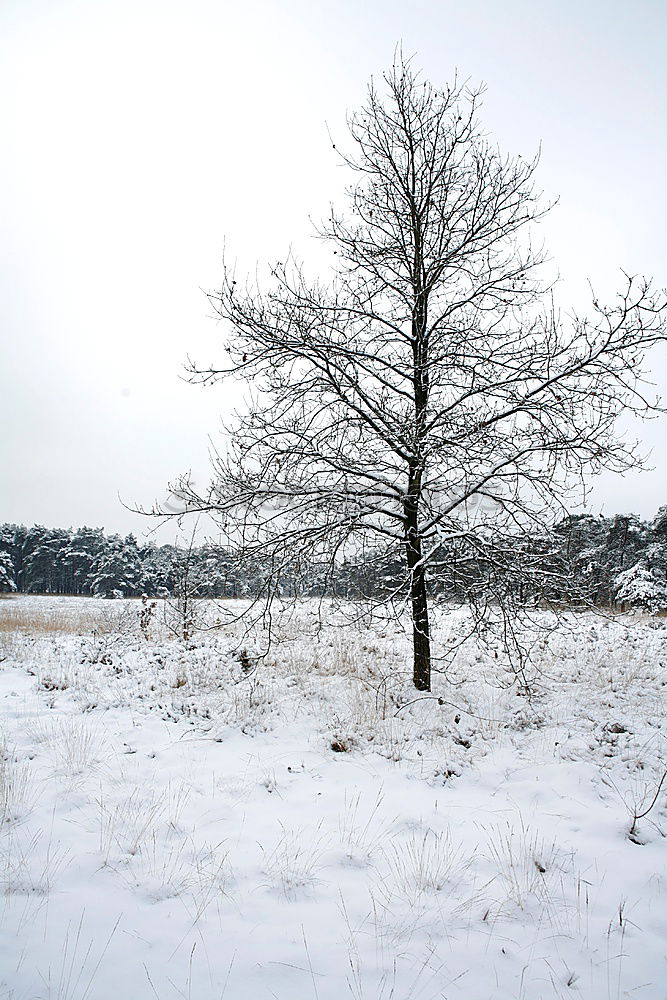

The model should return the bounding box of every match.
[0,598,137,637]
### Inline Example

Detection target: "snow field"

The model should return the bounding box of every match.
[0,596,666,999]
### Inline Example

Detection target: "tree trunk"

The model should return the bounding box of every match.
[410,558,431,691]
[407,231,430,688]
[405,492,431,691]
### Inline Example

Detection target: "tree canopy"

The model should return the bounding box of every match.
[153,57,667,688]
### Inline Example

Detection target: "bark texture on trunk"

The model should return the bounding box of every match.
[409,559,431,691]
[405,489,431,691]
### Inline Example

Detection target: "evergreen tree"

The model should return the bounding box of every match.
[0,549,16,592]
[615,507,667,612]
[63,527,107,595]
[23,526,72,593]
[90,534,143,598]
[139,543,180,596]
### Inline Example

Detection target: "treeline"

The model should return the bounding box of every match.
[373,508,667,613]
[0,525,247,599]
[550,508,667,611]
[0,508,666,611]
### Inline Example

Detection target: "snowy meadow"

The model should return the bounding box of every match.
[0,595,665,1000]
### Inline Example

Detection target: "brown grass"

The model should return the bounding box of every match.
[0,597,137,636]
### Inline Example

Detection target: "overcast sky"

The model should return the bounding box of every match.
[1,0,666,543]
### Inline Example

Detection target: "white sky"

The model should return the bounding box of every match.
[1,0,666,542]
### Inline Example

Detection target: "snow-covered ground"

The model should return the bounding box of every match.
[0,595,665,1000]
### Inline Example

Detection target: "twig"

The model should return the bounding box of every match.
[629,769,667,835]
[394,694,499,723]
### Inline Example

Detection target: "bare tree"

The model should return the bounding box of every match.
[163,57,667,691]
[164,526,205,642]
